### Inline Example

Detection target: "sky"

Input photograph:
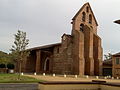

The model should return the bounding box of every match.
[0,0,120,56]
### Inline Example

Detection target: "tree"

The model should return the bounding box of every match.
[10,30,29,79]
[104,53,112,60]
[0,51,11,65]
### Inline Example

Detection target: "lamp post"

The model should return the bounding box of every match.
[114,20,120,24]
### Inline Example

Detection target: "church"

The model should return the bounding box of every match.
[18,2,103,76]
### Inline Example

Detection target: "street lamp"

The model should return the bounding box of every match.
[114,20,120,24]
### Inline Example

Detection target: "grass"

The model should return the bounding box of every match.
[0,74,43,83]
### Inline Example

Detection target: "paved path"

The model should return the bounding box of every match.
[25,75,120,83]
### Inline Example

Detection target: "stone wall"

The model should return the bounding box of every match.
[53,35,73,74]
[112,56,120,77]
[0,83,38,90]
[93,35,103,75]
[39,82,120,90]
[52,45,63,74]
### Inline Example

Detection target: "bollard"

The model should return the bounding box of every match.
[34,72,36,75]
[53,74,55,77]
[112,77,114,79]
[109,76,111,78]
[43,73,45,76]
[86,75,89,79]
[117,77,119,79]
[106,76,108,79]
[21,72,24,75]
[64,74,66,78]
[96,76,99,79]
[104,77,107,79]
[75,75,77,78]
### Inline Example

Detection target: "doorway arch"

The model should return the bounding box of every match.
[44,57,50,71]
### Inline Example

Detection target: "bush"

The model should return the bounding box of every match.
[0,64,6,68]
[7,64,14,69]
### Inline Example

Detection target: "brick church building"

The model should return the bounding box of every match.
[19,2,103,76]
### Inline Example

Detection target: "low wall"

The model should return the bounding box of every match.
[0,81,119,90]
[39,84,100,90]
[0,83,38,90]
[38,81,120,90]
[101,85,120,90]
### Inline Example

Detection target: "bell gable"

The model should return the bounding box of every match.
[72,2,98,34]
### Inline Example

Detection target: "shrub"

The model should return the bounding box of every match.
[0,64,6,68]
[7,64,14,69]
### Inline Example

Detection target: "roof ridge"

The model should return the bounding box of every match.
[28,43,61,51]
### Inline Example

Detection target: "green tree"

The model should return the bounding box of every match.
[0,51,11,65]
[10,30,29,79]
[104,53,112,60]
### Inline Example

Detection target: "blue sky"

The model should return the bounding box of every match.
[0,0,120,56]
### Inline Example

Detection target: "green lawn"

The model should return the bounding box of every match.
[0,74,42,83]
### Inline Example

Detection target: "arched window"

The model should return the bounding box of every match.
[80,24,84,32]
[89,14,92,24]
[82,12,86,22]
[86,6,89,13]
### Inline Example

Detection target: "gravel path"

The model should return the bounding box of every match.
[25,75,120,83]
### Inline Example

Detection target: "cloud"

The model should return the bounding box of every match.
[0,0,120,55]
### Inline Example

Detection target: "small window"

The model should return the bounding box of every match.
[86,6,89,13]
[80,24,84,32]
[89,14,92,24]
[116,58,119,64]
[82,12,86,22]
